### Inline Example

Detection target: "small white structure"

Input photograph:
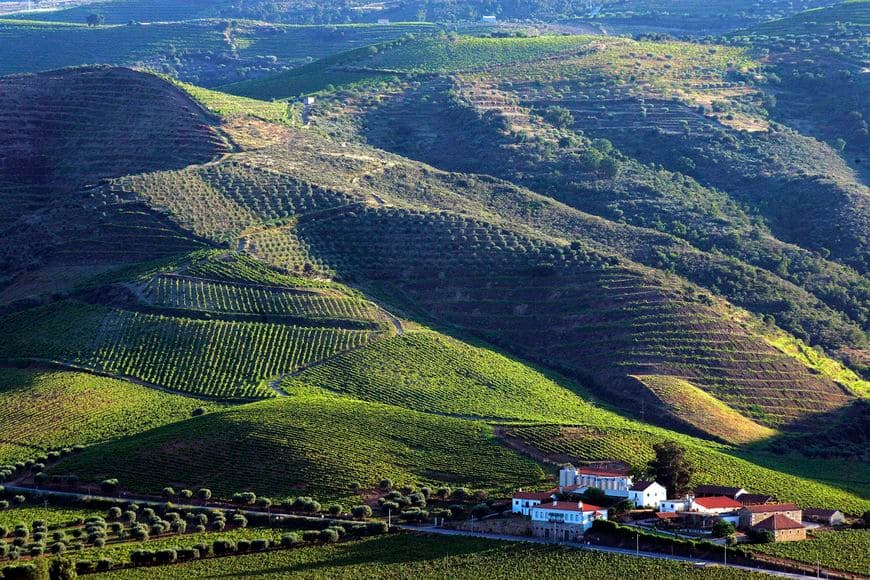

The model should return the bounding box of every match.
[377,18,390,24]
[559,464,633,498]
[660,496,694,513]
[530,501,607,539]
[512,490,555,516]
[481,15,497,24]
[690,496,744,515]
[628,481,667,508]
[302,96,316,106]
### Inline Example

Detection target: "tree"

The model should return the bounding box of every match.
[711,520,735,538]
[646,441,695,498]
[197,488,212,501]
[85,13,105,26]
[543,106,574,130]
[48,558,76,580]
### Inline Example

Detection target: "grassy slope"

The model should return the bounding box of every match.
[48,391,546,502]
[0,368,222,464]
[630,375,776,445]
[285,330,621,424]
[92,534,764,579]
[750,529,870,575]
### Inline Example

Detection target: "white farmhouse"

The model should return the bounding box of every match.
[559,464,633,498]
[690,496,744,515]
[530,501,607,540]
[628,481,667,508]
[481,15,497,24]
[512,489,555,516]
[659,496,693,513]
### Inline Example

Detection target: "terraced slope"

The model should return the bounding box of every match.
[0,258,390,400]
[0,19,437,86]
[47,392,546,502]
[0,368,221,464]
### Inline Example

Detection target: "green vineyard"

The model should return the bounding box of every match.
[49,392,546,502]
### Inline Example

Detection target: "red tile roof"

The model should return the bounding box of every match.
[742,503,799,514]
[752,514,804,531]
[656,512,680,520]
[693,496,743,510]
[534,501,603,513]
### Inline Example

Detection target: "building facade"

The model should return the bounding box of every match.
[530,501,607,540]
[751,514,806,542]
[559,465,633,498]
[512,490,554,516]
[738,504,802,528]
[628,481,667,508]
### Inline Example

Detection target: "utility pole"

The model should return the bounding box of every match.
[387,508,391,528]
[636,532,639,555]
[724,543,727,566]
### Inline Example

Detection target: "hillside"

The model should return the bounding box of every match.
[0,64,866,535]
[7,0,836,32]
[0,368,221,464]
[47,391,547,502]
[231,34,870,367]
[0,19,436,86]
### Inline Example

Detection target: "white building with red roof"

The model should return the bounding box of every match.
[628,480,667,508]
[512,489,557,516]
[691,496,745,514]
[530,500,608,540]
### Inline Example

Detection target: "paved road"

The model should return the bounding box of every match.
[396,524,812,579]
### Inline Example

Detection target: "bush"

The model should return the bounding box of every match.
[130,549,155,565]
[351,505,372,520]
[162,487,176,498]
[179,489,193,499]
[76,561,95,575]
[155,549,177,564]
[452,487,470,501]
[319,529,339,544]
[99,479,119,495]
[281,533,299,547]
[237,540,251,552]
[379,478,392,491]
[197,489,212,501]
[301,530,319,543]
[232,514,247,528]
[96,558,113,571]
[177,548,199,561]
[327,504,343,516]
[212,539,236,554]
[251,539,270,551]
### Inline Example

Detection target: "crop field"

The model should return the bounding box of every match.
[139,275,380,322]
[0,368,221,464]
[286,331,626,424]
[295,204,854,428]
[181,251,335,289]
[501,424,870,514]
[105,157,356,241]
[750,529,870,576]
[48,392,546,501]
[0,506,102,530]
[0,301,385,399]
[93,533,764,579]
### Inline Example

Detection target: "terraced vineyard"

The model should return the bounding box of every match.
[0,19,437,86]
[49,392,546,502]
[750,529,870,576]
[294,205,854,428]
[92,534,764,579]
[500,424,870,513]
[0,278,388,399]
[0,368,221,464]
[140,275,379,322]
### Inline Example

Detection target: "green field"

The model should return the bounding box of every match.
[286,330,624,423]
[47,391,546,502]
[0,369,222,464]
[0,506,102,530]
[750,529,870,575]
[92,533,764,579]
[0,300,385,400]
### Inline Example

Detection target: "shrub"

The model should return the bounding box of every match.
[352,505,372,520]
[197,489,212,501]
[96,558,113,571]
[281,533,299,547]
[327,504,343,516]
[179,489,193,499]
[232,514,248,528]
[319,529,339,543]
[100,479,119,495]
[212,539,236,554]
[162,487,176,498]
[251,539,270,551]
[379,478,392,491]
[301,530,319,543]
[76,561,95,575]
[155,549,177,564]
[452,487,470,501]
